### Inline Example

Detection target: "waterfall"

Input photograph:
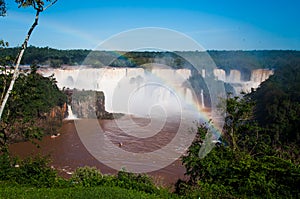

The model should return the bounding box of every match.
[40,67,196,116]
[213,69,226,81]
[200,89,205,108]
[39,67,273,115]
[210,68,273,94]
[66,104,77,120]
[226,70,241,83]
[251,69,274,82]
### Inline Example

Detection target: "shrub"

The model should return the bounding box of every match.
[0,154,58,187]
[70,166,103,187]
[114,170,158,194]
[0,153,19,181]
[14,156,57,187]
[180,120,300,198]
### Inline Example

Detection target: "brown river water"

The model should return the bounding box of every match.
[9,116,191,187]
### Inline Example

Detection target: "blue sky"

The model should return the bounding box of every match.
[1,0,300,50]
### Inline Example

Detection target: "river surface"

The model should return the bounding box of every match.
[9,115,193,186]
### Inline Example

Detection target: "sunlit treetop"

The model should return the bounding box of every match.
[15,0,57,11]
[0,0,6,16]
[0,0,57,16]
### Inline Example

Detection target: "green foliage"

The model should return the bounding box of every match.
[1,47,300,71]
[13,156,58,187]
[0,183,169,199]
[1,46,90,66]
[220,95,268,154]
[0,0,6,16]
[209,50,300,76]
[70,167,175,197]
[175,180,233,198]
[180,96,300,198]
[0,64,67,151]
[71,166,103,187]
[181,126,300,197]
[0,154,58,187]
[50,59,63,68]
[0,39,9,47]
[0,153,18,181]
[11,67,66,117]
[0,160,176,198]
[15,0,55,10]
[114,170,158,194]
[250,62,300,146]
[70,167,161,195]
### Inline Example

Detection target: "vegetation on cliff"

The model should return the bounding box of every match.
[0,64,67,151]
[175,62,300,198]
[178,95,299,198]
[250,62,300,146]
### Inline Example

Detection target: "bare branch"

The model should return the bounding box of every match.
[43,0,57,11]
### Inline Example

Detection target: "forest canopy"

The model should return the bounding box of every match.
[1,46,300,72]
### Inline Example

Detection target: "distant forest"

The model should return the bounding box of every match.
[1,46,300,73]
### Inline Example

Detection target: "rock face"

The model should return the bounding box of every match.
[65,89,116,119]
[46,104,67,133]
[49,103,68,119]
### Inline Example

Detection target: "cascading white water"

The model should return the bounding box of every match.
[40,67,197,116]
[213,69,226,81]
[39,67,273,116]
[66,104,77,120]
[226,70,241,83]
[212,68,273,94]
[200,89,205,108]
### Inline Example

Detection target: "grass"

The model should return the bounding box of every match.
[0,183,180,199]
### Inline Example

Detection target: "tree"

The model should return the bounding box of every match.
[0,0,58,121]
[0,0,7,46]
[0,0,5,16]
[0,64,67,152]
[250,62,300,146]
[220,94,264,153]
[179,96,300,198]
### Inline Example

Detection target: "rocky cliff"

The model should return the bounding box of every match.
[65,89,119,119]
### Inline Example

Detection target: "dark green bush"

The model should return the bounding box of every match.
[0,153,19,181]
[115,171,157,194]
[175,180,234,199]
[14,156,57,187]
[0,154,58,187]
[70,166,103,187]
[69,167,176,198]
[179,94,300,198]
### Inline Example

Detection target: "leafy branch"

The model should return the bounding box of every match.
[0,0,58,121]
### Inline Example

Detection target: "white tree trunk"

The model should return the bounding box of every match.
[0,9,40,121]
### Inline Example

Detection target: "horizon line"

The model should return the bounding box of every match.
[5,45,300,52]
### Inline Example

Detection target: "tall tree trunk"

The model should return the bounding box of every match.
[0,9,40,121]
